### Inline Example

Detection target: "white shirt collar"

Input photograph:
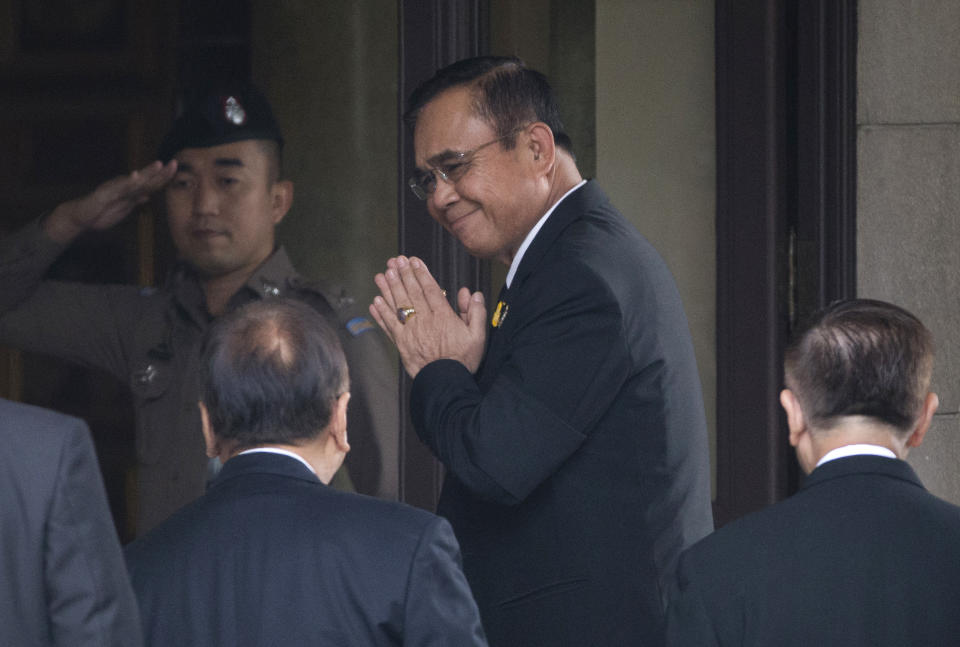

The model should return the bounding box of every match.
[505,180,587,288]
[815,443,897,468]
[238,447,317,475]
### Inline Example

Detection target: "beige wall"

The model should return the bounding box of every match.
[491,0,596,178]
[857,1,960,504]
[250,2,400,495]
[251,1,398,308]
[596,1,717,483]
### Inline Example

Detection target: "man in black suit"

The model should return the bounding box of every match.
[370,56,713,646]
[666,299,960,646]
[124,298,486,646]
[0,398,142,647]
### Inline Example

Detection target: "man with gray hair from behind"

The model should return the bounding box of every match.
[667,298,960,646]
[124,297,486,647]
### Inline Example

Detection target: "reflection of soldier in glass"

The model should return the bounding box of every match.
[0,83,396,536]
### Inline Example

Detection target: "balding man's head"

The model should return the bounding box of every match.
[200,298,348,451]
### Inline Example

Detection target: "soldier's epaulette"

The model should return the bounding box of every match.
[288,278,353,310]
[286,277,376,337]
[287,276,328,298]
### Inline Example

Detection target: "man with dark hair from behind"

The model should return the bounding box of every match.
[124,298,486,647]
[666,298,960,646]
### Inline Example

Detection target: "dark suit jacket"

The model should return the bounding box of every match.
[666,455,960,646]
[124,452,487,647]
[0,398,142,647]
[411,181,714,646]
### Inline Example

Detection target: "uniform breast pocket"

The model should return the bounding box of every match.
[130,359,174,464]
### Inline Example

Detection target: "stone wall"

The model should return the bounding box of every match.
[857,0,960,503]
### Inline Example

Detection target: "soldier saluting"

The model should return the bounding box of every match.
[0,83,395,535]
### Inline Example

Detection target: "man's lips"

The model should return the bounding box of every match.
[446,207,479,231]
[190,228,227,240]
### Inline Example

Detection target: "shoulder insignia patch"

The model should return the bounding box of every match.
[345,316,376,337]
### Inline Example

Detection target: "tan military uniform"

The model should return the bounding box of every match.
[0,219,398,535]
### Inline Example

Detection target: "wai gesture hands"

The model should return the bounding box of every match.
[370,256,487,379]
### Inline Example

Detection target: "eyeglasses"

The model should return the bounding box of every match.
[408,125,528,200]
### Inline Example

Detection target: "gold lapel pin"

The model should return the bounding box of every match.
[491,301,509,328]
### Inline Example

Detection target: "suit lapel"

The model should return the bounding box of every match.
[480,181,601,380]
[510,180,602,288]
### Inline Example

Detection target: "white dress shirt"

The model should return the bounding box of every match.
[505,180,587,288]
[238,447,317,476]
[815,443,896,468]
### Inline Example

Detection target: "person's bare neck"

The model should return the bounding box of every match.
[810,417,907,461]
[544,152,584,210]
[225,438,341,484]
[499,153,583,267]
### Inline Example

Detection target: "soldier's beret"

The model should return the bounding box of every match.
[158,82,284,161]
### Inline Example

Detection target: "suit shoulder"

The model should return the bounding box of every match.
[906,486,960,532]
[304,489,449,551]
[0,401,93,516]
[328,488,440,528]
[0,399,87,442]
[681,501,788,569]
[561,213,672,280]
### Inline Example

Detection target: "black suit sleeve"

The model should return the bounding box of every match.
[45,421,143,647]
[411,262,630,504]
[665,552,721,647]
[403,517,488,646]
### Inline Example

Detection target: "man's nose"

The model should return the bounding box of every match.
[192,181,218,216]
[429,172,459,210]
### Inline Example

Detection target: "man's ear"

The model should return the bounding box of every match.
[331,392,351,453]
[906,392,939,449]
[198,401,219,458]
[782,388,819,474]
[270,179,294,225]
[526,122,556,170]
[780,388,807,447]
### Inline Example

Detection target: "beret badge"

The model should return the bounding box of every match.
[158,84,283,161]
[223,96,247,126]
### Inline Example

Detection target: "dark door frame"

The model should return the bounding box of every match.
[713,0,857,526]
[397,0,490,510]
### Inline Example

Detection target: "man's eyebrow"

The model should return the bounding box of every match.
[213,157,245,169]
[175,161,194,174]
[424,149,466,167]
